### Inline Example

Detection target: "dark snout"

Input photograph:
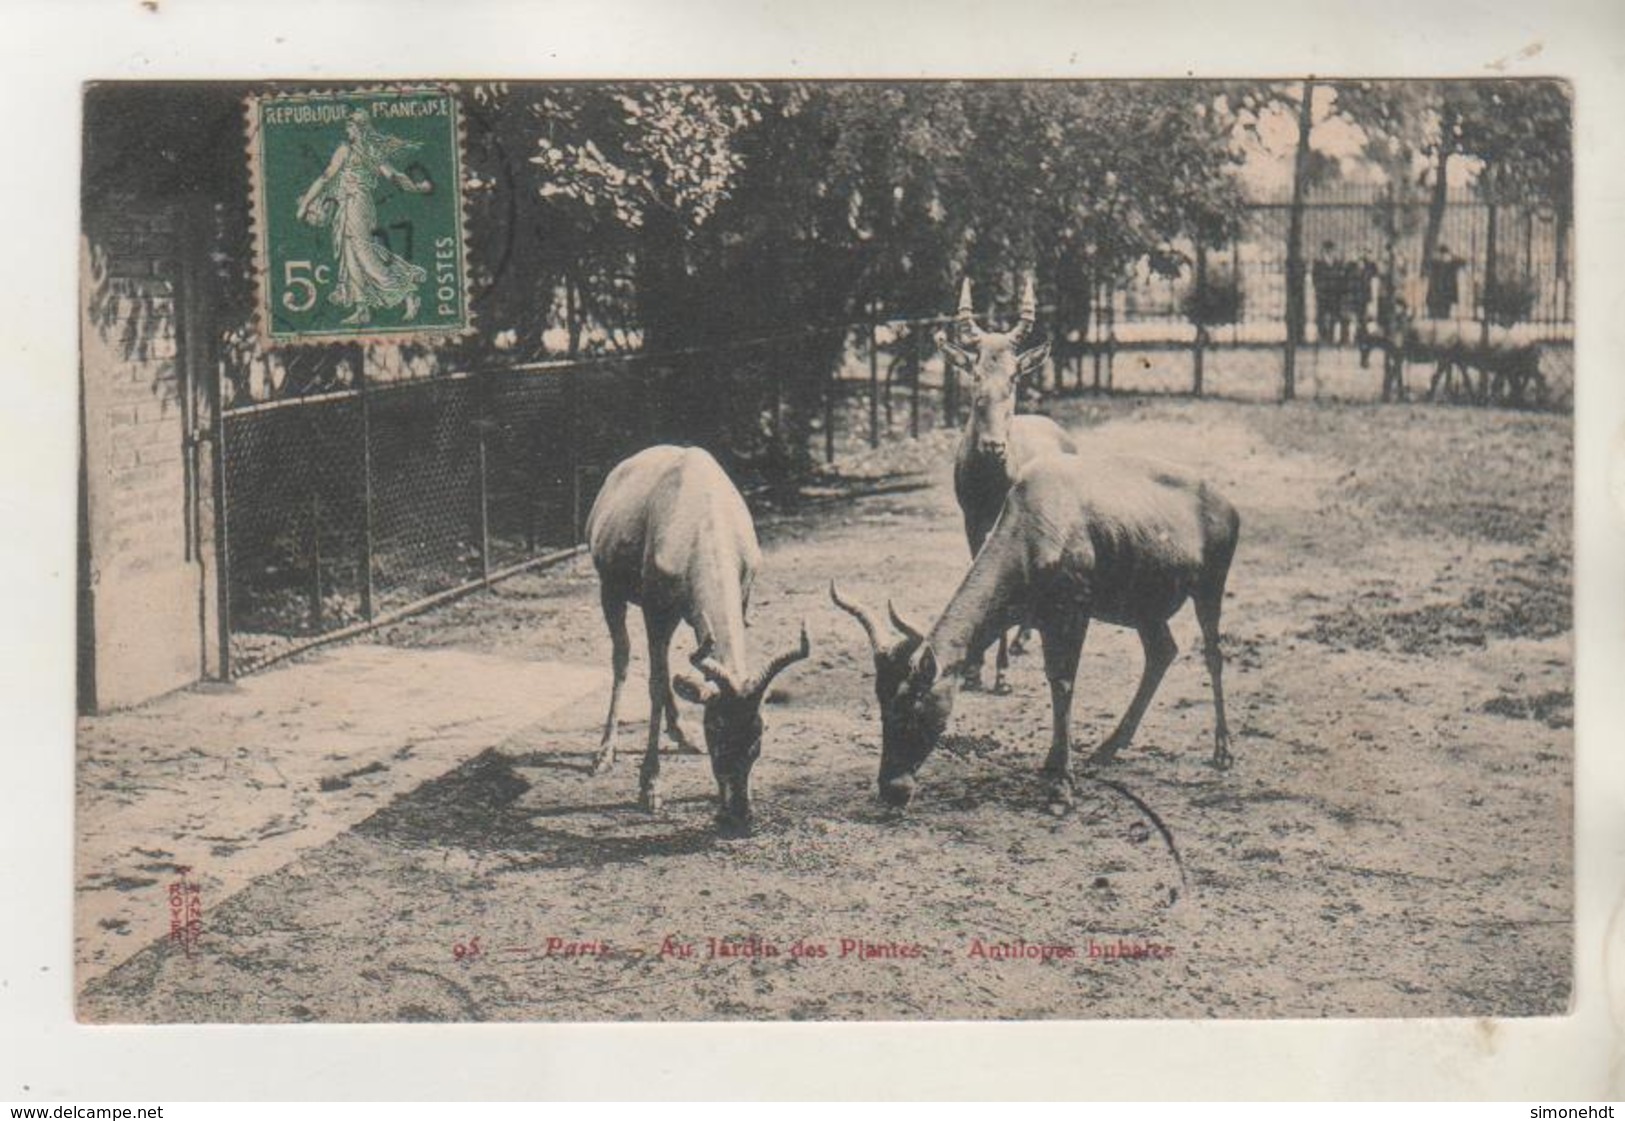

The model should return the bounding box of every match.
[878,771,917,809]
[715,776,754,836]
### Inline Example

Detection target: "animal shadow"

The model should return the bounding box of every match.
[354,748,718,869]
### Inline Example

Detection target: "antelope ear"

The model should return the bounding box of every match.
[672,674,719,705]
[1016,341,1051,380]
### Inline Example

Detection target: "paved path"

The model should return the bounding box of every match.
[75,644,610,985]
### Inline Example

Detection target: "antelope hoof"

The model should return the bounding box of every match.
[670,732,703,756]
[639,784,664,815]
[962,666,987,691]
[991,675,1013,696]
[1084,745,1121,769]
[1211,735,1235,771]
[1043,773,1076,815]
[1008,634,1029,657]
[590,747,615,776]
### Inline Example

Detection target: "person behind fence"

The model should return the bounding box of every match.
[1351,250,1379,363]
[1426,243,1465,321]
[1312,240,1343,345]
[296,108,433,327]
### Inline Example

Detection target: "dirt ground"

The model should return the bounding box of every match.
[78,390,1573,1022]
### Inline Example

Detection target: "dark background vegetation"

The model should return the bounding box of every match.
[84,78,1573,480]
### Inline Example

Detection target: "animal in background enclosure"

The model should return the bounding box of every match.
[1397,312,1547,406]
[587,445,810,832]
[943,276,1079,693]
[831,451,1240,812]
[1358,270,1547,407]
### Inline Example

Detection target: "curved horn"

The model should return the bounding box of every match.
[690,639,745,696]
[953,278,983,345]
[746,622,811,699]
[887,600,926,645]
[1008,275,1037,346]
[830,581,886,654]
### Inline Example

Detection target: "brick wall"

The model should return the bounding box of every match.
[80,200,206,710]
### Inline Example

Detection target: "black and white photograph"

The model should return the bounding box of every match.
[70,73,1582,1027]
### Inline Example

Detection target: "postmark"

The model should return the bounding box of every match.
[246,85,472,346]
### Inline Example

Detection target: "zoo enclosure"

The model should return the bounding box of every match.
[218,186,1573,674]
[1037,182,1571,395]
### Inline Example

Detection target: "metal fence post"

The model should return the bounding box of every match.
[308,488,324,631]
[1193,242,1207,397]
[358,346,375,622]
[772,351,784,453]
[1105,286,1117,390]
[1091,281,1104,392]
[868,306,880,448]
[909,322,921,439]
[214,397,233,681]
[568,362,583,542]
[1282,77,1314,402]
[477,425,491,584]
[825,354,836,464]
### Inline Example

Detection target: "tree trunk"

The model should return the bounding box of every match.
[1483,170,1499,343]
[1192,241,1207,397]
[1422,140,1450,276]
[1283,78,1315,402]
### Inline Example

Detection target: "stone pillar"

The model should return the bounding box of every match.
[79,202,206,711]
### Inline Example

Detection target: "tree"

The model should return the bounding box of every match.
[480,80,1252,476]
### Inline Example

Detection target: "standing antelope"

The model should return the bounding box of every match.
[588,445,810,832]
[832,449,1239,810]
[946,277,1078,692]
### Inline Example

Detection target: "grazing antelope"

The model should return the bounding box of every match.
[587,445,810,832]
[945,277,1078,692]
[832,450,1239,810]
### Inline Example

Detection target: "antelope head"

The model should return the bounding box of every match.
[672,624,811,832]
[829,582,952,808]
[940,276,1051,463]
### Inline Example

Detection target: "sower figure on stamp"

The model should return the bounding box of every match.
[297,108,432,326]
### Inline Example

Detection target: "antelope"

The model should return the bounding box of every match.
[831,449,1239,811]
[587,445,810,832]
[946,277,1078,693]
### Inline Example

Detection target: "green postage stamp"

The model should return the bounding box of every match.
[247,86,471,346]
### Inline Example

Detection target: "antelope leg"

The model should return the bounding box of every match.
[1088,621,1177,766]
[593,592,630,774]
[1038,615,1088,806]
[1194,587,1235,771]
[640,614,678,813]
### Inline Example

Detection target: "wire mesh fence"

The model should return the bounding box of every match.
[217,334,845,675]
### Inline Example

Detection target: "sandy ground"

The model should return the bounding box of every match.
[77,391,1572,1022]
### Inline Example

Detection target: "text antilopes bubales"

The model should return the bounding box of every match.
[945,277,1078,692]
[832,451,1239,810]
[587,446,810,832]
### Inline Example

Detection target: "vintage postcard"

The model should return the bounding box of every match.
[75,74,1576,1031]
